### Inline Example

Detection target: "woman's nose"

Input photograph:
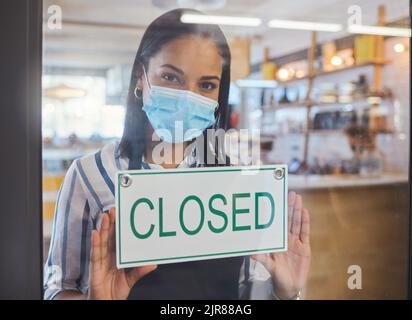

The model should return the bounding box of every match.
[186,82,200,95]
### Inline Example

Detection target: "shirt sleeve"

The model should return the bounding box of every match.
[238,256,280,300]
[43,160,94,300]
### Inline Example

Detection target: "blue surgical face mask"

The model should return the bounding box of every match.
[136,66,219,143]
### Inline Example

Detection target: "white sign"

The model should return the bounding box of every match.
[115,165,287,268]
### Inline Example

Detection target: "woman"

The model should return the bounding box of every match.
[44,8,311,300]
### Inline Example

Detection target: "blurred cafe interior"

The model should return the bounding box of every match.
[42,0,410,299]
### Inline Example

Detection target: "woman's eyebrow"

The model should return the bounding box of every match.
[200,75,220,81]
[161,64,184,75]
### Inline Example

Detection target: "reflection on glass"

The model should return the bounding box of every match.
[42,0,410,300]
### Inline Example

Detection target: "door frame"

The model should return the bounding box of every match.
[0,0,411,300]
[0,0,43,299]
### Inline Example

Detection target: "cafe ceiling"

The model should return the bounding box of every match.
[43,0,409,69]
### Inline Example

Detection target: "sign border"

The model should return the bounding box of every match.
[116,166,287,267]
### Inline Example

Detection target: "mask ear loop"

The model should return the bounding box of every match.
[134,63,151,99]
[213,106,221,130]
[141,63,151,90]
[206,108,224,165]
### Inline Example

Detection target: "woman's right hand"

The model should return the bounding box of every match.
[88,208,157,300]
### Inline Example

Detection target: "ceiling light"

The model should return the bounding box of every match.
[367,96,382,104]
[277,68,290,81]
[295,70,305,78]
[393,43,406,53]
[331,55,343,66]
[348,25,411,37]
[181,14,261,27]
[153,0,227,10]
[267,19,342,32]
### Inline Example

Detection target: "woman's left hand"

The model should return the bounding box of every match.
[251,191,311,299]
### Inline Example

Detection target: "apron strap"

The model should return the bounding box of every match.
[141,162,150,170]
[128,156,150,170]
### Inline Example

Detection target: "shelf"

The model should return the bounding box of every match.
[314,100,373,107]
[318,60,387,82]
[272,129,396,136]
[308,129,343,135]
[315,60,390,78]
[277,132,306,137]
[275,102,309,109]
[246,11,394,170]
[309,129,395,135]
[276,60,391,85]
[277,76,310,84]
[272,98,384,110]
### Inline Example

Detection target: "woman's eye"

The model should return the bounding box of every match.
[161,73,179,83]
[200,82,217,91]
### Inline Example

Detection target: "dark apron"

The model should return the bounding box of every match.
[126,161,244,300]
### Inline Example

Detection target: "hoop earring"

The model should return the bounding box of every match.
[134,87,142,99]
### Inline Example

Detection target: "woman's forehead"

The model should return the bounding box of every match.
[149,36,223,75]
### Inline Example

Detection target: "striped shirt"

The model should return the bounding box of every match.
[43,140,279,300]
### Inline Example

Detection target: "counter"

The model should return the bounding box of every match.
[289,173,408,190]
[299,176,409,299]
